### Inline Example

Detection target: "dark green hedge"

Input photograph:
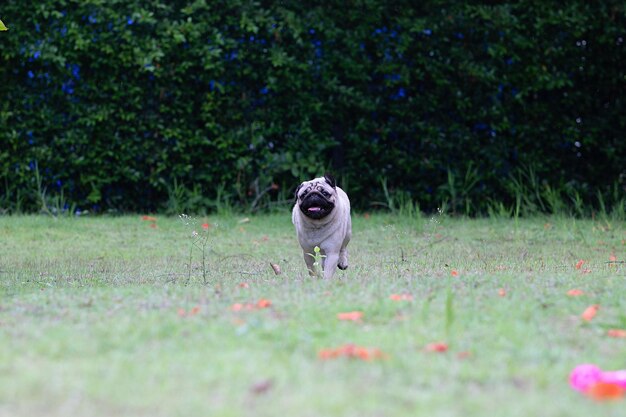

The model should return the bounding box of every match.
[1,1,625,214]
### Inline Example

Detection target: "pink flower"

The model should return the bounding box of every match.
[570,364,603,392]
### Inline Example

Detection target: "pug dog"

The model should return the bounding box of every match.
[292,174,352,279]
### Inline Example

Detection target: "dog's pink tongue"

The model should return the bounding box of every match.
[308,207,321,212]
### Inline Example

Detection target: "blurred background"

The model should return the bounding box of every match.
[0,1,624,216]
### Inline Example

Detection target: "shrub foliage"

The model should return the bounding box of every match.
[1,1,624,214]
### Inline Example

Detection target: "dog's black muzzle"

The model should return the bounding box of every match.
[299,192,335,220]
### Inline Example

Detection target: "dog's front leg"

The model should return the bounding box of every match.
[322,252,339,279]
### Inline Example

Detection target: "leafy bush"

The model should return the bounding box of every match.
[1,1,624,214]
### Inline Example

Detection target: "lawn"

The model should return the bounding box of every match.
[0,213,624,417]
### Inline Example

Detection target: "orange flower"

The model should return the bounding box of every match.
[190,306,200,315]
[230,299,271,311]
[230,303,245,312]
[450,269,459,277]
[149,223,157,229]
[581,304,599,322]
[609,254,617,262]
[389,294,413,301]
[141,215,157,221]
[256,299,272,309]
[586,382,625,401]
[318,344,386,361]
[498,288,507,297]
[425,342,449,352]
[567,289,585,296]
[201,223,210,230]
[337,311,364,321]
[318,348,340,360]
[238,282,250,289]
[575,259,585,270]
[607,329,626,338]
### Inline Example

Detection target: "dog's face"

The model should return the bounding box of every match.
[295,174,337,220]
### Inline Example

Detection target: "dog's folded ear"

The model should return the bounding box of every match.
[294,183,303,201]
[324,173,336,189]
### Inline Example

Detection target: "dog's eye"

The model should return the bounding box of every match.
[322,190,330,197]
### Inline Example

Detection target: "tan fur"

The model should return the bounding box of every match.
[292,177,352,279]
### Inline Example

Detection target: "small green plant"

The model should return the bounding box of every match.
[33,162,52,216]
[376,177,422,226]
[179,214,212,285]
[307,246,325,278]
[439,162,480,216]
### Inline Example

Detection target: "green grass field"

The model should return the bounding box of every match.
[1,213,624,417]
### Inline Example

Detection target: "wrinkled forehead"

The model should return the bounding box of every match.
[299,179,331,195]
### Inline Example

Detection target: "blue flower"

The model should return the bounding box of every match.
[260,86,269,95]
[309,29,315,34]
[127,18,134,25]
[27,70,34,79]
[423,29,432,36]
[60,26,67,36]
[70,64,80,79]
[88,14,97,24]
[61,81,74,95]
[249,35,255,41]
[35,23,41,33]
[33,51,41,59]
[391,88,406,100]
[385,73,401,81]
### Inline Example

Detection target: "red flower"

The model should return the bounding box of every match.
[587,382,625,401]
[607,329,626,338]
[581,305,599,322]
[575,260,585,270]
[201,223,210,230]
[567,289,585,296]
[141,215,157,221]
[257,299,272,309]
[450,269,459,277]
[425,342,449,352]
[337,311,363,321]
[318,344,386,361]
[390,294,413,301]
